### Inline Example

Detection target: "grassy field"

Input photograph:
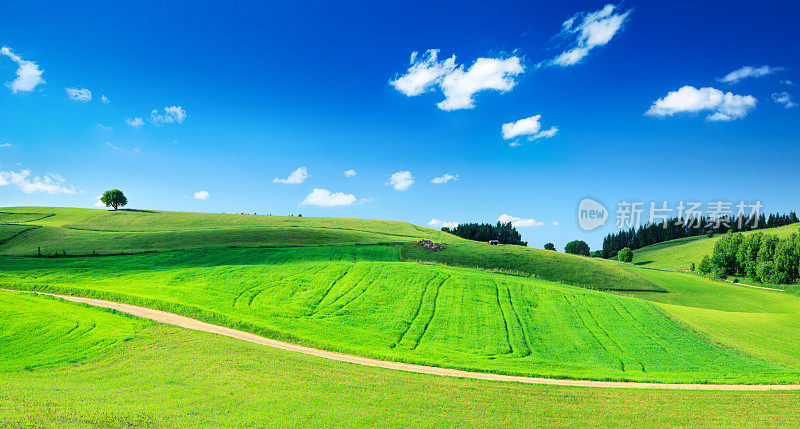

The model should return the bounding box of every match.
[0,206,457,256]
[616,266,800,371]
[5,206,800,425]
[402,242,663,292]
[0,206,666,293]
[632,223,800,270]
[4,292,800,428]
[1,246,796,384]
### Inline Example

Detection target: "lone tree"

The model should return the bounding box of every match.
[617,247,633,263]
[564,240,590,257]
[100,189,128,210]
[544,242,556,251]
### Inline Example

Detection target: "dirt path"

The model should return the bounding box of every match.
[6,289,800,391]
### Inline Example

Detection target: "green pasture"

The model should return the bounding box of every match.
[4,292,800,427]
[1,246,796,384]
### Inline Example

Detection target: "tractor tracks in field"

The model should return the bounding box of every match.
[6,288,800,391]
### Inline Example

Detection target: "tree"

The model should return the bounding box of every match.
[100,189,128,210]
[617,247,633,263]
[544,242,556,251]
[564,240,590,257]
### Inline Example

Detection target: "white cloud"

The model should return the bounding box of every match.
[126,117,144,128]
[106,141,120,151]
[501,115,559,145]
[389,50,456,96]
[552,221,560,226]
[301,188,357,207]
[719,66,783,84]
[100,95,110,104]
[0,170,77,194]
[390,49,524,110]
[387,170,414,191]
[273,167,310,184]
[94,195,105,208]
[0,46,45,93]
[545,4,631,67]
[343,169,357,177]
[431,173,459,184]
[428,218,459,229]
[646,86,757,121]
[782,80,795,86]
[497,213,544,227]
[772,92,797,108]
[96,123,113,130]
[66,87,92,102]
[0,142,11,148]
[438,57,524,110]
[150,106,187,125]
[193,190,210,200]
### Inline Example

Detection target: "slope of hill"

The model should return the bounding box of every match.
[620,266,800,370]
[631,223,800,270]
[1,246,796,384]
[401,242,663,292]
[5,292,800,427]
[0,206,662,293]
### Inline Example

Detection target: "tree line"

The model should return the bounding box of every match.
[441,222,527,246]
[602,212,798,259]
[699,230,800,285]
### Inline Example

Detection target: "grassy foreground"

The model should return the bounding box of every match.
[1,246,796,384]
[3,292,800,428]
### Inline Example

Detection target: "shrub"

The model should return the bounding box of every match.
[699,256,712,274]
[617,247,633,263]
[544,242,556,251]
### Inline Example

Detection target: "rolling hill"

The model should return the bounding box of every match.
[631,223,800,271]
[5,205,800,424]
[0,206,660,293]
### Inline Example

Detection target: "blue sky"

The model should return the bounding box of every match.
[1,0,798,249]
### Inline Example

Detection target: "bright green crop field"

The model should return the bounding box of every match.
[0,207,456,256]
[5,292,800,428]
[401,241,663,292]
[632,223,800,271]
[5,206,800,426]
[619,266,800,370]
[1,246,797,384]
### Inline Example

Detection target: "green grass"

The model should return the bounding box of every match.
[0,211,53,224]
[0,224,35,244]
[401,241,664,292]
[0,206,670,294]
[1,246,796,384]
[5,292,800,427]
[620,266,800,370]
[0,206,459,257]
[632,223,800,270]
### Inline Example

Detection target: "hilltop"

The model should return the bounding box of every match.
[0,206,660,293]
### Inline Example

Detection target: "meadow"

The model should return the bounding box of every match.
[5,292,800,428]
[620,266,800,370]
[401,241,662,292]
[5,206,800,426]
[1,245,797,384]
